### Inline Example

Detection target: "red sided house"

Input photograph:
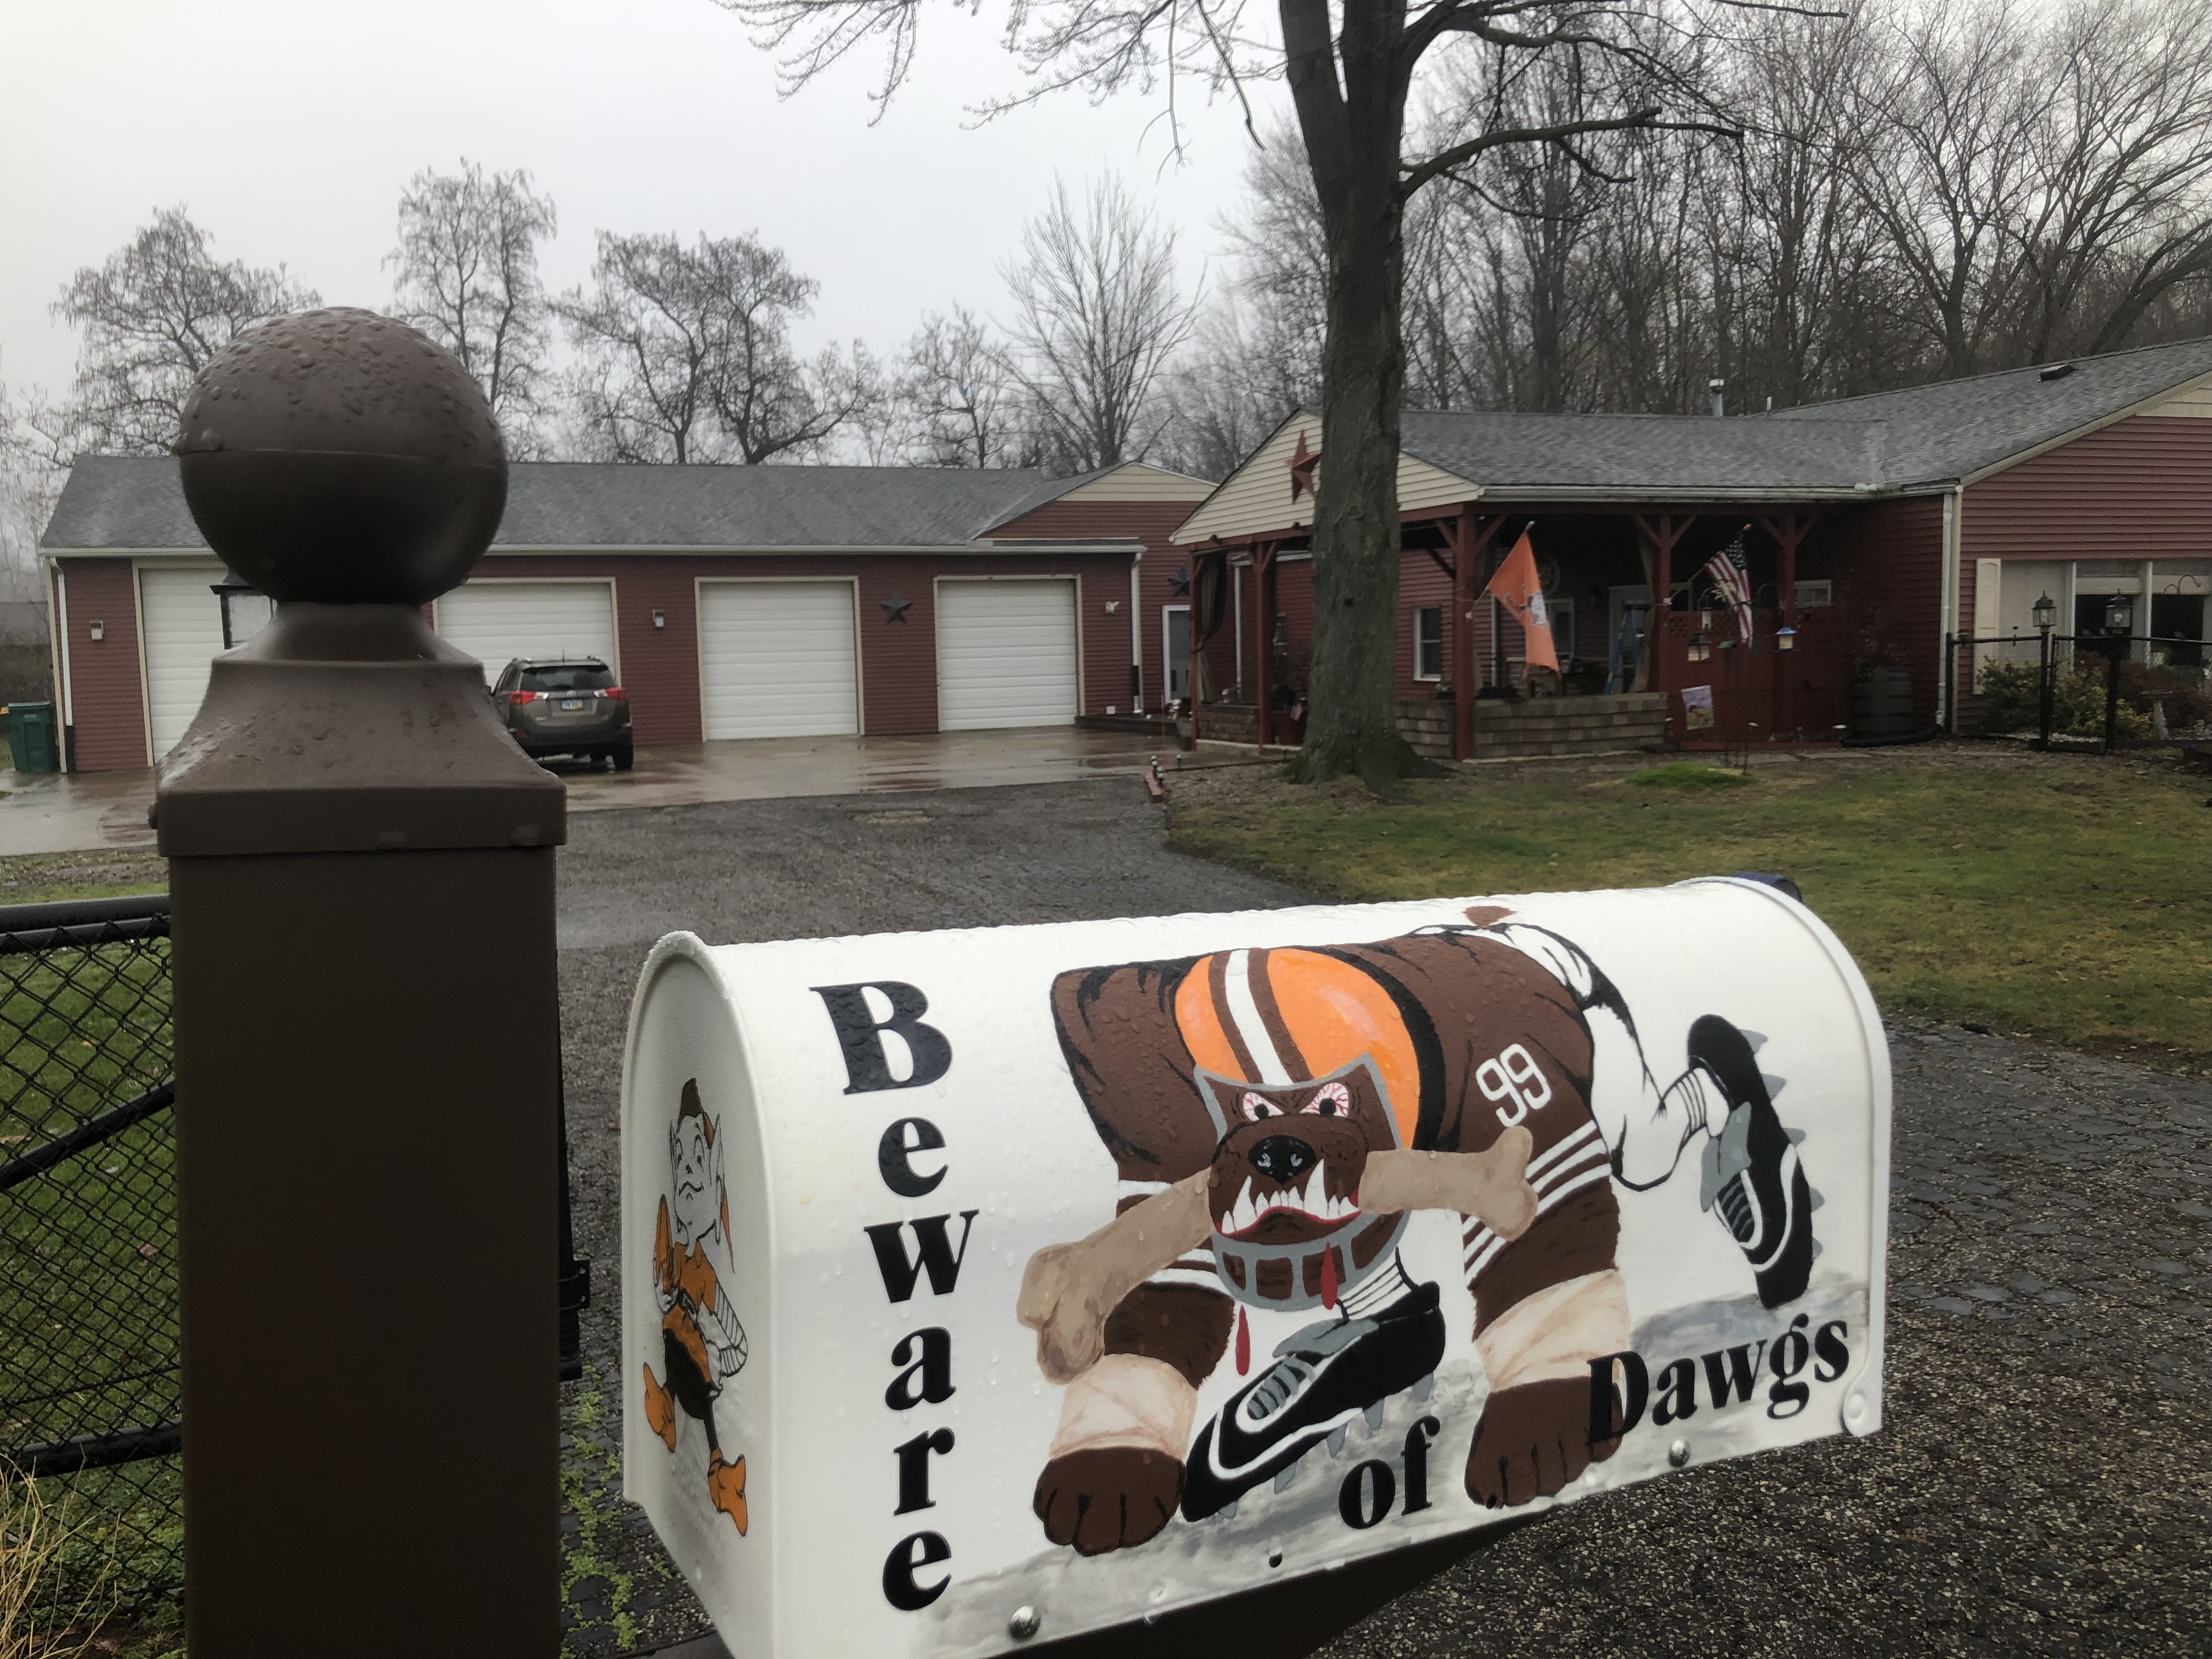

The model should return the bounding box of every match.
[1170,336,2212,757]
[39,459,1211,772]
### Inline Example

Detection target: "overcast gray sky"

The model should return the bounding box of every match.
[1,0,1278,396]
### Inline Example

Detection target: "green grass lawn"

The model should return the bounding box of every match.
[1169,748,2212,1074]
[0,850,168,909]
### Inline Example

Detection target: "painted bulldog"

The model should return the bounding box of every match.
[1018,913,1812,1555]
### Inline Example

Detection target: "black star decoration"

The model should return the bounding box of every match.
[879,592,912,624]
[1170,566,1192,597]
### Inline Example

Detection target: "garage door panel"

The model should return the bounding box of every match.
[140,566,228,759]
[699,582,857,740]
[435,582,617,681]
[938,580,1077,731]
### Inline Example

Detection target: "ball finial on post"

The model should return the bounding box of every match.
[175,307,506,606]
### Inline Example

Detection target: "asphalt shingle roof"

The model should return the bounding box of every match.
[1765,334,2212,486]
[1396,334,2212,498]
[1399,409,1883,495]
[40,458,1084,551]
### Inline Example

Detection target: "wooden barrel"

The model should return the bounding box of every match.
[1848,667,1915,738]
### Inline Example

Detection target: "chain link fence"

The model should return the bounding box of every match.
[0,895,183,1613]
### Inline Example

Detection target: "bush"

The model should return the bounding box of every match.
[2118,661,2212,731]
[1975,658,2152,741]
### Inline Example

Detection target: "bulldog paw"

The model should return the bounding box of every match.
[1463,1376,1621,1509]
[1033,1446,1184,1555]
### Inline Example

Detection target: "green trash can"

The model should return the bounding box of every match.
[3,701,58,774]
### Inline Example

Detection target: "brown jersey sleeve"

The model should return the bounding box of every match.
[1049,957,1222,1184]
[1051,958,1235,1387]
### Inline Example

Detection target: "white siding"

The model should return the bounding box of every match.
[937,579,1079,730]
[435,580,618,682]
[138,565,226,759]
[698,580,858,740]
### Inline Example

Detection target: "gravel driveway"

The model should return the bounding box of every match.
[552,778,2209,1659]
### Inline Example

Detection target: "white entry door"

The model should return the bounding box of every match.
[434,580,618,682]
[937,578,1079,730]
[698,580,859,740]
[138,565,227,760]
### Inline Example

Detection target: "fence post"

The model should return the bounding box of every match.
[2037,627,2054,751]
[154,308,565,1657]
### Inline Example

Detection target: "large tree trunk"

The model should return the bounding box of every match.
[1285,0,1426,788]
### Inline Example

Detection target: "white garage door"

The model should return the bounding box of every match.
[139,566,227,760]
[938,579,1078,730]
[435,580,617,682]
[699,581,858,740]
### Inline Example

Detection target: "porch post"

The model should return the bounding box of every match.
[156,311,563,1656]
[1452,506,1477,760]
[1255,540,1278,749]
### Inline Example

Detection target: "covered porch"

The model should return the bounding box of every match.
[1186,501,1857,759]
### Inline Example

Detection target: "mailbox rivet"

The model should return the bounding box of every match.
[1008,1606,1041,1641]
[1668,1438,1691,1468]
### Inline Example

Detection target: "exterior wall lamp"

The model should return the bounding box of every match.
[209,567,273,651]
[1688,630,1711,663]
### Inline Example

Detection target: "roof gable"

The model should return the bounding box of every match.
[1172,411,1476,544]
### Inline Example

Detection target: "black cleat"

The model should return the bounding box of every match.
[1181,1281,1446,1521]
[1689,1014,1813,1308]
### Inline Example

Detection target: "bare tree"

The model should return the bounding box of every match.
[887,306,1035,467]
[54,207,318,455]
[0,368,70,603]
[718,0,1747,784]
[2011,0,2212,360]
[1000,175,1198,472]
[387,161,560,452]
[557,229,875,464]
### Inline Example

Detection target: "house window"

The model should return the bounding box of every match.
[1413,606,1443,680]
[1795,579,1833,608]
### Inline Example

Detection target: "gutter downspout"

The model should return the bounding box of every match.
[49,558,74,772]
[1939,487,1962,731]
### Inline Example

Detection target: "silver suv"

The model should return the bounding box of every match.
[491,657,634,771]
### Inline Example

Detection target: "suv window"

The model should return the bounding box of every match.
[519,663,616,693]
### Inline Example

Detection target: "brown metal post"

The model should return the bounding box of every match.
[1254,541,1277,749]
[1449,507,1490,761]
[156,309,564,1658]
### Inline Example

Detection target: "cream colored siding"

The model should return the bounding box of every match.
[1058,462,1214,503]
[2142,379,2212,417]
[1172,409,1478,544]
[1397,455,1481,516]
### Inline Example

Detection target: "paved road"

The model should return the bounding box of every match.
[554,779,2209,1659]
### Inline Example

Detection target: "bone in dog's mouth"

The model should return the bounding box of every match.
[1216,1166,1361,1242]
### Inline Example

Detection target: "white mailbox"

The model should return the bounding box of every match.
[620,880,1891,1658]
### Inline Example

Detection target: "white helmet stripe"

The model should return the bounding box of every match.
[1223,950,1293,1086]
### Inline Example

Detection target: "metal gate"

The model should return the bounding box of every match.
[0,892,591,1616]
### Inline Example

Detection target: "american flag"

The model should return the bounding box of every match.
[1702,534,1753,644]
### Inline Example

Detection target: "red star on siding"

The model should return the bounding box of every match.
[1288,430,1320,502]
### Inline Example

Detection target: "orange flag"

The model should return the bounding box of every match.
[1482,529,1560,675]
